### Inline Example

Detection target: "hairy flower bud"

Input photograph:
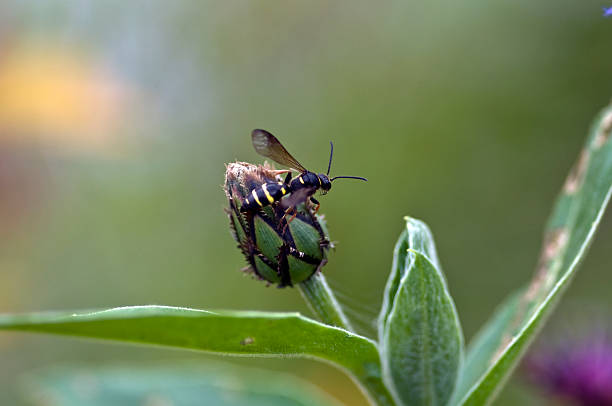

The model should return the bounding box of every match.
[224,162,331,287]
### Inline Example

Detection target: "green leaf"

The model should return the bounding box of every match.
[380,218,463,406]
[454,104,612,405]
[0,305,397,406]
[378,217,443,339]
[449,292,521,406]
[21,362,343,406]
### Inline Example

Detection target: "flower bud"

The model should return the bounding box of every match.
[224,162,330,287]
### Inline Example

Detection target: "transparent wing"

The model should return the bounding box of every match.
[251,129,306,172]
[279,187,316,209]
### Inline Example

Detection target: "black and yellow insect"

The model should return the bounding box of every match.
[225,161,331,287]
[240,129,367,213]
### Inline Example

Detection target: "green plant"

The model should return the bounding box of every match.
[1,103,612,406]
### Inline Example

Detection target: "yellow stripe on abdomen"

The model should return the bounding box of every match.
[262,184,275,203]
[251,189,263,206]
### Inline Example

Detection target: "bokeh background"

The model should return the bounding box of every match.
[1,1,611,405]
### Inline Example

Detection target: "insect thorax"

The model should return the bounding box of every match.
[291,171,320,190]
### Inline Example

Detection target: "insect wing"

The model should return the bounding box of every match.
[279,187,316,209]
[251,129,306,172]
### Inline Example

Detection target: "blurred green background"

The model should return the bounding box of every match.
[0,1,611,405]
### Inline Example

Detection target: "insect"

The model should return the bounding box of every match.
[240,129,367,214]
[225,161,331,287]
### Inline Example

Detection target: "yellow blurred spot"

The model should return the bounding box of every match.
[144,394,174,406]
[0,44,131,149]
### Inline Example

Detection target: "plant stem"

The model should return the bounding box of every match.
[299,272,397,406]
[359,376,399,406]
[298,272,353,331]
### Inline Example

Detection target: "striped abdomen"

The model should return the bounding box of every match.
[241,182,289,212]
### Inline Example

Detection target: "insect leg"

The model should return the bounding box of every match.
[286,209,298,224]
[310,197,320,214]
[280,207,298,233]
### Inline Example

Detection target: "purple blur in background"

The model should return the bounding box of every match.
[525,331,612,406]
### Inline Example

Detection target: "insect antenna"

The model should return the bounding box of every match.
[326,141,367,182]
[331,176,368,182]
[326,141,334,176]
